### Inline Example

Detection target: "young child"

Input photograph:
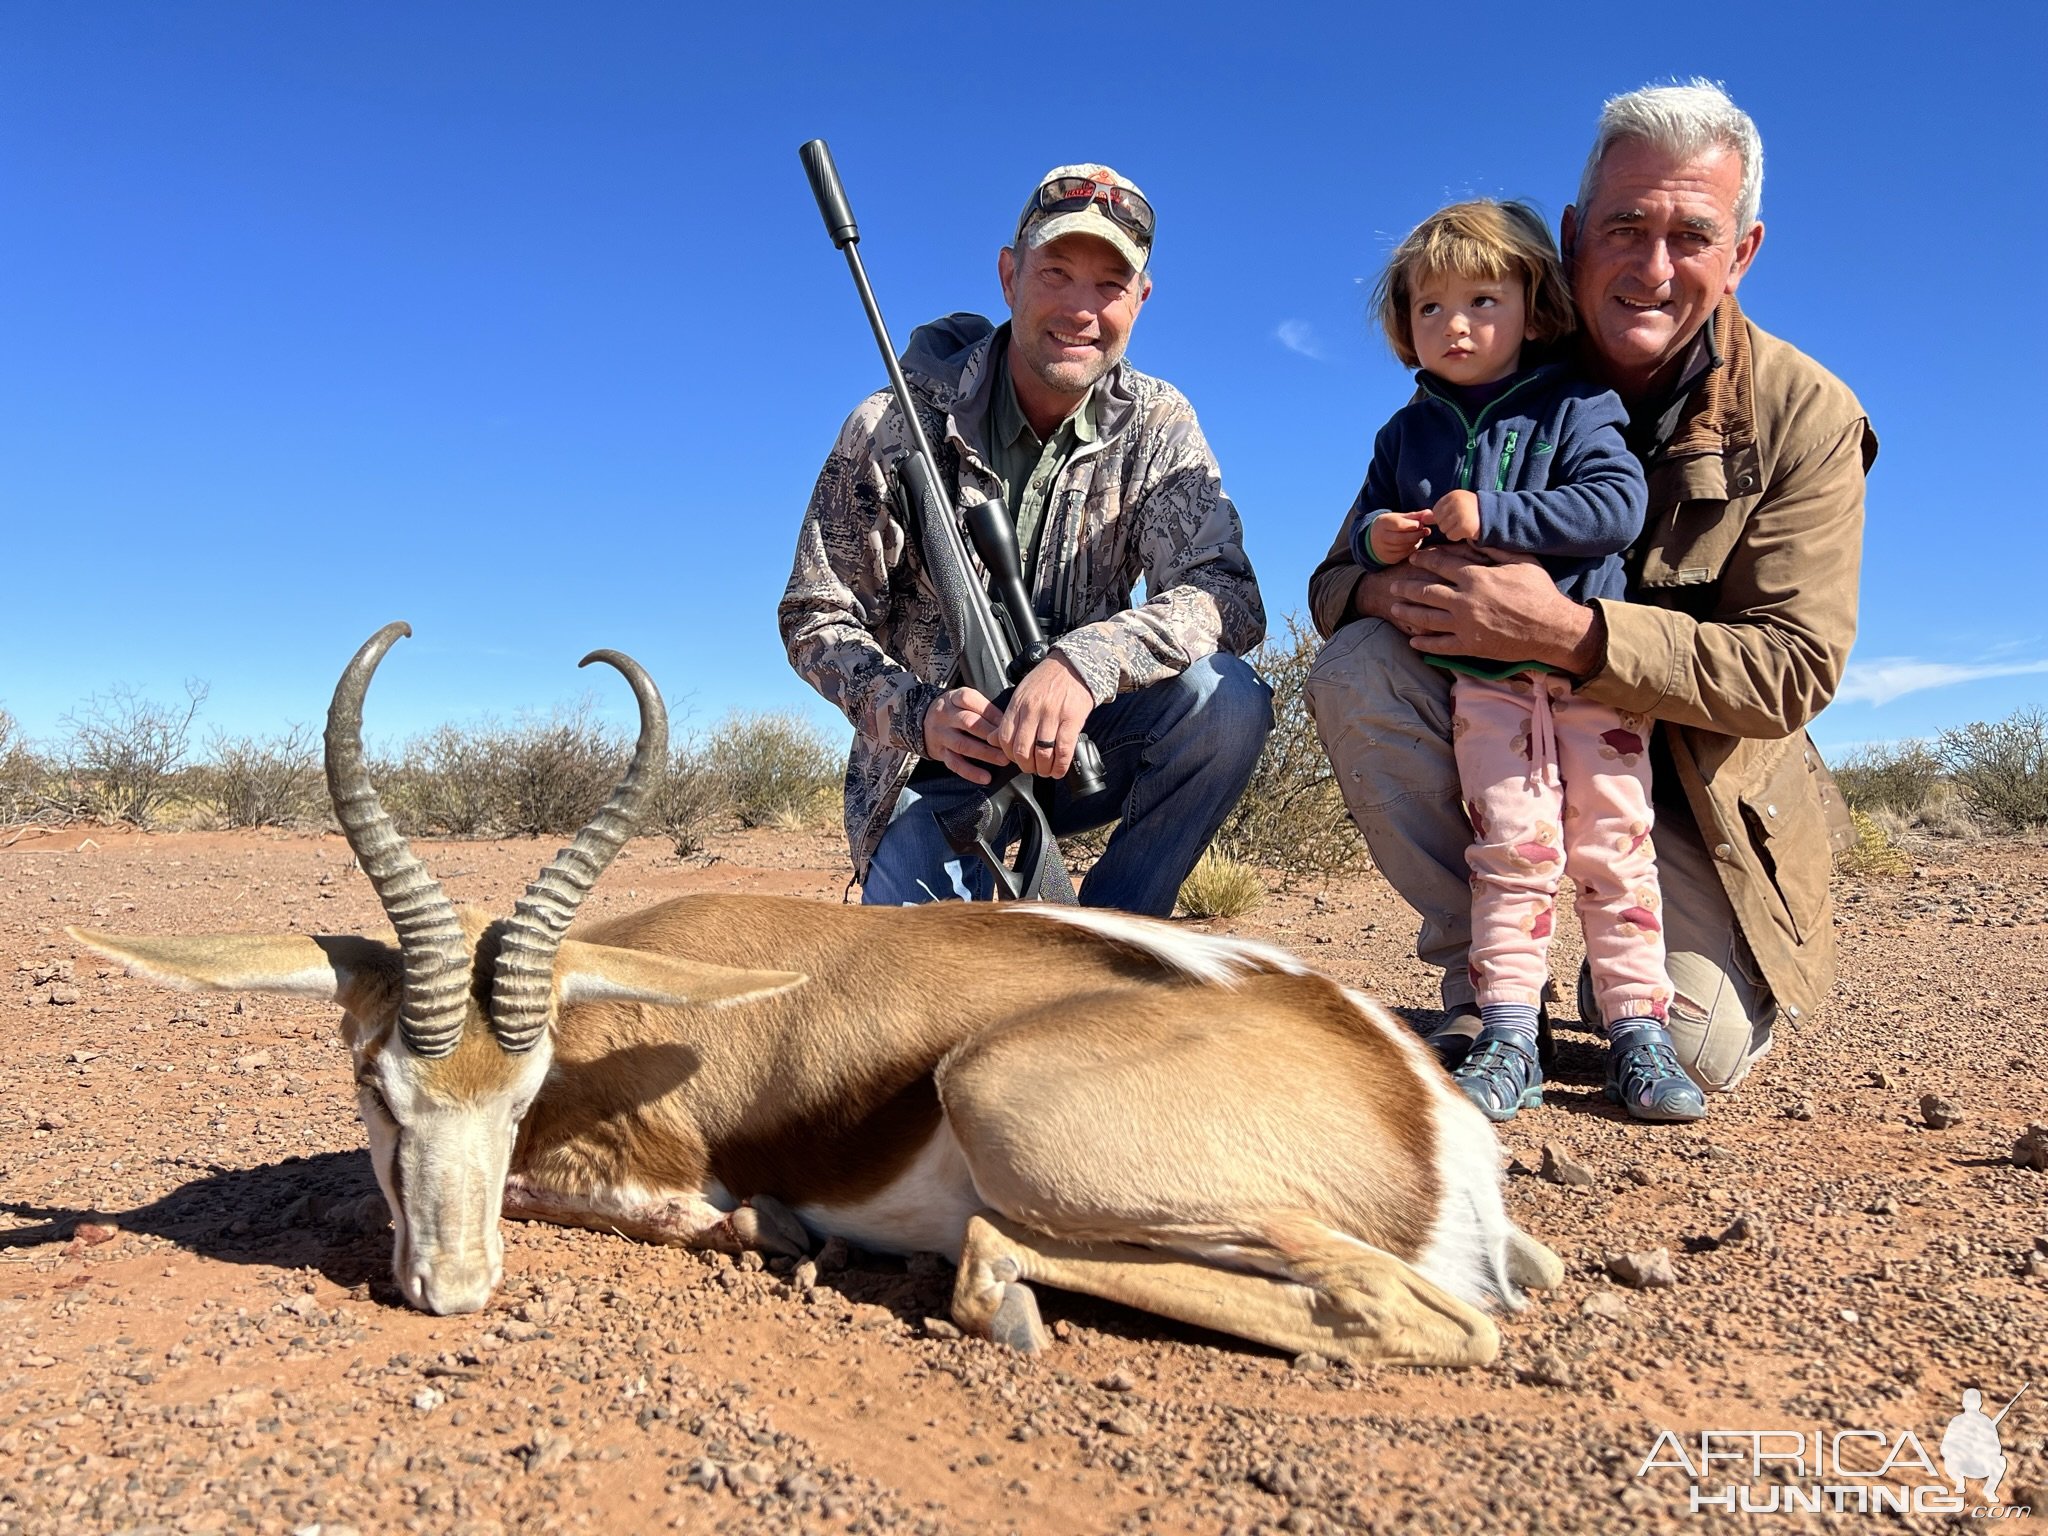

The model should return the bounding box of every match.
[1347,198,1703,1123]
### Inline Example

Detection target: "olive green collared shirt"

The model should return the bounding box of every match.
[984,339,1099,592]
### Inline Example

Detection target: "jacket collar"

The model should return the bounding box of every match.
[1657,296,1755,458]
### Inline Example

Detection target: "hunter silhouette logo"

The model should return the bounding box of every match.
[1943,1385,2026,1504]
[1636,1382,2033,1516]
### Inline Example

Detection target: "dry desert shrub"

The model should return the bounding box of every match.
[489,703,632,837]
[1937,707,2048,832]
[379,724,500,837]
[1832,739,1946,819]
[1176,848,1266,918]
[1211,615,1367,884]
[373,705,634,838]
[197,724,325,828]
[0,708,36,824]
[54,681,209,828]
[706,711,840,829]
[652,744,733,858]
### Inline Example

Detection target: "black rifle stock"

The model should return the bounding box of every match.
[799,137,1091,904]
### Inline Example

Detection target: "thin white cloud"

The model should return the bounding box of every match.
[1275,320,1325,361]
[1837,655,2048,707]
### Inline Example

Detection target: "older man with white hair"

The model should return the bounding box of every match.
[1306,80,1877,1098]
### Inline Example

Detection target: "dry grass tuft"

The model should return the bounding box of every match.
[1836,808,1910,877]
[1177,849,1266,918]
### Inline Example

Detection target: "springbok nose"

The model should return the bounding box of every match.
[411,1261,496,1316]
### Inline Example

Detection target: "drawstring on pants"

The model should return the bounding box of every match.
[1527,676,1559,792]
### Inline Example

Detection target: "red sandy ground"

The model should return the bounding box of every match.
[2,824,2044,1534]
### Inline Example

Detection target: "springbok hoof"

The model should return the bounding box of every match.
[987,1281,1049,1354]
[731,1196,810,1258]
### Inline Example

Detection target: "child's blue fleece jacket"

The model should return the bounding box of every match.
[1346,360,1648,611]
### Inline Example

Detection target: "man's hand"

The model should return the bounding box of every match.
[921,687,1010,786]
[1431,489,1480,542]
[991,651,1096,780]
[1366,511,1432,566]
[1397,545,1604,673]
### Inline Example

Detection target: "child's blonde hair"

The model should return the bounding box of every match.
[1372,199,1577,370]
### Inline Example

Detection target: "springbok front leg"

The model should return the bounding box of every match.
[951,1213,1500,1366]
[501,1177,809,1257]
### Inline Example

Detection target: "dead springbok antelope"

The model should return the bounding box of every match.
[71,624,1562,1366]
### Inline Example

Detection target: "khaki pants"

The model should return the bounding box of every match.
[1305,617,1775,1093]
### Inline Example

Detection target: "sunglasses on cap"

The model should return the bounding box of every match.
[1021,175,1156,245]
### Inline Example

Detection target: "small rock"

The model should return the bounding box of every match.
[65,1049,101,1064]
[791,1259,818,1292]
[1580,1290,1630,1321]
[1864,1194,1899,1217]
[496,1318,538,1342]
[1539,1143,1596,1187]
[780,1470,823,1501]
[920,1316,960,1339]
[36,1111,68,1131]
[1869,1069,1891,1088]
[1625,1165,1658,1187]
[684,1457,722,1491]
[73,1220,120,1246]
[1516,1351,1573,1388]
[412,1387,445,1412]
[1786,1100,1814,1121]
[1097,1370,1136,1392]
[278,1292,320,1319]
[847,1302,897,1330]
[234,1049,273,1073]
[816,1236,850,1272]
[46,987,81,1006]
[527,1431,573,1474]
[1718,1212,1769,1247]
[2012,1125,2048,1172]
[1099,1411,1146,1437]
[1290,1352,1328,1373]
[1919,1095,1963,1129]
[1605,1248,1677,1289]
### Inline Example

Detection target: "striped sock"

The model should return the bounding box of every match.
[1478,1002,1541,1051]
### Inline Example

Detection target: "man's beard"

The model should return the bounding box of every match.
[1020,340,1121,397]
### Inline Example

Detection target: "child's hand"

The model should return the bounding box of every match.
[1368,511,1432,565]
[1432,489,1481,542]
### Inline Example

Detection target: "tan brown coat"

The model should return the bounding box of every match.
[1310,298,1876,1020]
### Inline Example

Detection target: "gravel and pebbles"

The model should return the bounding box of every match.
[2,825,2044,1533]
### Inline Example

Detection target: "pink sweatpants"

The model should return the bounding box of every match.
[1451,673,1672,1024]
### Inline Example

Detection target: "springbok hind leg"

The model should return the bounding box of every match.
[951,1213,1500,1367]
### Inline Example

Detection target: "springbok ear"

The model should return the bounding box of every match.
[66,928,401,1015]
[554,938,806,1010]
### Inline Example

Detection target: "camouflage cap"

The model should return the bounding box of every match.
[1014,163,1154,273]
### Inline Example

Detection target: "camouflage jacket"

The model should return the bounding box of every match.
[780,313,1266,881]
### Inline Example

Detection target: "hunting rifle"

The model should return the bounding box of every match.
[799,136,1104,902]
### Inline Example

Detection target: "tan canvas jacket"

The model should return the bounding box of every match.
[782,315,1265,880]
[1309,298,1877,1020]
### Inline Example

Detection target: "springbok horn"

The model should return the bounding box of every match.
[489,649,668,1053]
[325,623,471,1059]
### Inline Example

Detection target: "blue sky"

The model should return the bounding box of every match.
[4,3,2043,760]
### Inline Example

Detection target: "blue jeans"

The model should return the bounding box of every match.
[862,652,1273,916]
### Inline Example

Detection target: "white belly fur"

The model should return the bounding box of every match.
[792,1121,983,1260]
